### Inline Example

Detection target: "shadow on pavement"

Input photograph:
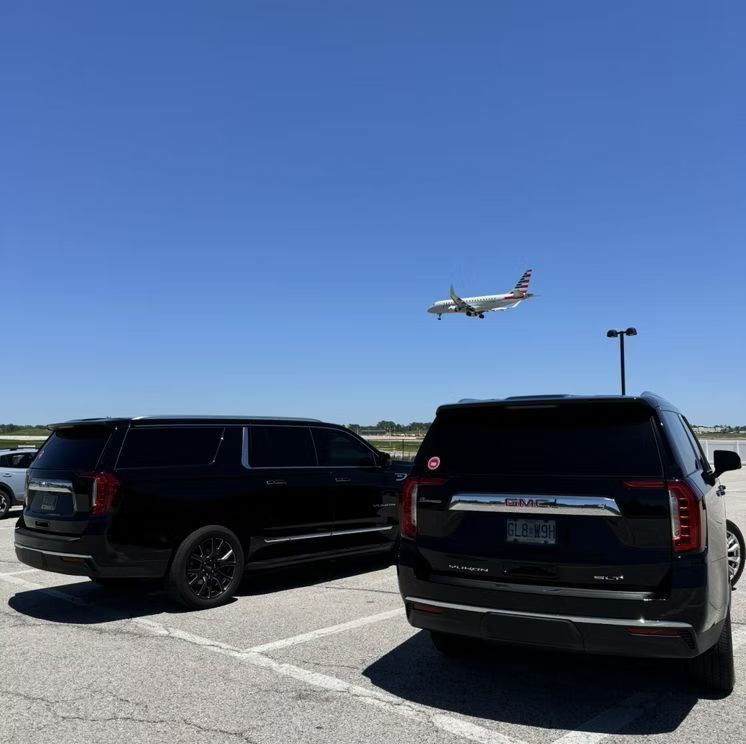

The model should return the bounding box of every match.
[364,631,700,735]
[6,554,394,624]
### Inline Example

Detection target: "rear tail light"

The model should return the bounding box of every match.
[668,481,704,553]
[624,479,704,553]
[23,472,30,508]
[86,472,120,516]
[399,477,446,539]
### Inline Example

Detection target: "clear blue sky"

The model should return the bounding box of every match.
[2,1,744,425]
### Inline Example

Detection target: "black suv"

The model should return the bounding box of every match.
[15,416,410,608]
[397,394,742,692]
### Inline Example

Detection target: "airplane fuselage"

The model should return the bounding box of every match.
[428,292,532,316]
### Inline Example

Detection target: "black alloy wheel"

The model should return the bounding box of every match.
[168,525,245,609]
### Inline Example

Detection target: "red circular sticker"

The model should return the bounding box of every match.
[427,456,441,471]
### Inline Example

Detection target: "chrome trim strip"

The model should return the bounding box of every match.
[15,545,92,560]
[264,525,394,544]
[27,480,74,495]
[430,576,655,601]
[331,526,395,537]
[405,597,692,629]
[449,493,622,517]
[264,531,332,544]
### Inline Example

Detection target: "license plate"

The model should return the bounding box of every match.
[40,493,58,512]
[506,519,556,545]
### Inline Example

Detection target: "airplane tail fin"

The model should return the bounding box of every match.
[511,269,533,296]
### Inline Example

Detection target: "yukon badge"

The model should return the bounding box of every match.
[449,564,489,574]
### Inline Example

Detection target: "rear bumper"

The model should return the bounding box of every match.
[398,564,724,659]
[14,525,170,579]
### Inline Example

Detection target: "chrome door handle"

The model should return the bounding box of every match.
[717,485,726,497]
[335,477,351,483]
[265,480,287,486]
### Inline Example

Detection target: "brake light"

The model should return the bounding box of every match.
[399,477,446,539]
[624,479,704,553]
[668,481,704,553]
[87,472,120,516]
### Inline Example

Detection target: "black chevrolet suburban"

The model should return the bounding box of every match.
[397,394,742,692]
[15,416,410,608]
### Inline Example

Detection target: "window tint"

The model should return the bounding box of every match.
[4,452,36,468]
[313,428,377,467]
[681,416,710,471]
[118,427,223,469]
[418,403,662,477]
[659,411,700,475]
[248,426,316,468]
[32,427,111,470]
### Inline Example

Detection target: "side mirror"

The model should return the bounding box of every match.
[713,450,742,479]
[378,451,392,469]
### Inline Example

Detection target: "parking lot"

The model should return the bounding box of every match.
[0,469,744,744]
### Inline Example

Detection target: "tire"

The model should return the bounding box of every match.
[430,631,479,656]
[727,520,744,588]
[691,610,735,694]
[167,525,245,610]
[0,489,10,519]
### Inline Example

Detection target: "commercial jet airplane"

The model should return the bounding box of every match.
[427,269,535,319]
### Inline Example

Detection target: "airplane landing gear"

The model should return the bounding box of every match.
[479,313,485,319]
[437,314,442,320]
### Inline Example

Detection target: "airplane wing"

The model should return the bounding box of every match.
[450,285,479,314]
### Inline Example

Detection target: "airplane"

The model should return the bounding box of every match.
[427,269,535,319]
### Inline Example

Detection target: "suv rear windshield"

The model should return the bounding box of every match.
[419,402,662,477]
[31,426,112,471]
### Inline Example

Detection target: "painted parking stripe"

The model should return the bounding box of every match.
[552,624,746,744]
[245,607,403,653]
[1,573,744,744]
[551,693,657,744]
[0,574,528,744]
[136,621,529,744]
[0,573,89,604]
[0,568,39,577]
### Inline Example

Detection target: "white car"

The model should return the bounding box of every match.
[0,448,37,518]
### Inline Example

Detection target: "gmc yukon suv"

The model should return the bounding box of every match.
[15,416,410,609]
[397,394,742,693]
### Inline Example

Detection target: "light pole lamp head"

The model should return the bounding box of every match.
[606,330,619,338]
[625,327,638,336]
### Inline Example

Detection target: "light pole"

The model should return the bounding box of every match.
[606,327,637,395]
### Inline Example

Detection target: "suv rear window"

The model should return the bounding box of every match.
[32,427,111,471]
[117,427,224,469]
[419,402,662,477]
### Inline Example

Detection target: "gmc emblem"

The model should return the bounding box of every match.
[504,498,556,508]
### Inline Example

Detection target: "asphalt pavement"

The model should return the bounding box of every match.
[1,468,745,744]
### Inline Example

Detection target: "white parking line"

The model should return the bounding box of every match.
[0,573,528,744]
[551,693,657,744]
[0,573,90,604]
[552,624,746,744]
[1,571,744,744]
[245,607,403,653]
[0,568,39,577]
[135,620,528,744]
